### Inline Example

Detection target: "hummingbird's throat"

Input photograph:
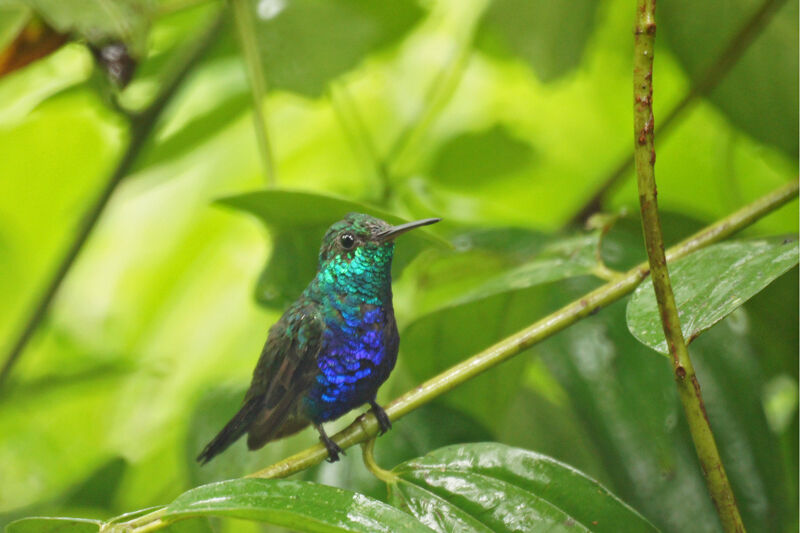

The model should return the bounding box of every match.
[317,243,394,304]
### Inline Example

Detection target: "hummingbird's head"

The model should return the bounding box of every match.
[317,213,440,282]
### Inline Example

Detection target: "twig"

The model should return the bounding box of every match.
[230,0,276,186]
[570,0,788,225]
[246,180,798,481]
[361,438,397,484]
[0,12,225,388]
[633,2,744,531]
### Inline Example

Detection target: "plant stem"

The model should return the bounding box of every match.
[0,13,225,389]
[230,0,276,187]
[247,179,798,480]
[633,1,745,531]
[361,438,398,484]
[571,0,787,225]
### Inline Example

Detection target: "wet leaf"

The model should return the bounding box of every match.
[389,442,657,533]
[627,237,799,354]
[163,478,433,532]
[4,517,101,533]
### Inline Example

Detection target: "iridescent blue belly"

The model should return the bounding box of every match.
[304,305,395,422]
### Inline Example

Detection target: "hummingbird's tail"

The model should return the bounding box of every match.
[196,395,262,465]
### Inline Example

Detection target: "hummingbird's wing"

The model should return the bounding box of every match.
[244,301,324,450]
[196,301,323,464]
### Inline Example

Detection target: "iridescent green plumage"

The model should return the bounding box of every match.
[197,213,439,464]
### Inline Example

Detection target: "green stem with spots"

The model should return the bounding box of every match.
[633,1,745,531]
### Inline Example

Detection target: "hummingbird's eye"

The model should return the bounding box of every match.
[339,233,356,250]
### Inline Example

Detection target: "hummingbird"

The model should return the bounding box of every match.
[197,213,440,464]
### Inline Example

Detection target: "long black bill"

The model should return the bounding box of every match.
[376,217,441,242]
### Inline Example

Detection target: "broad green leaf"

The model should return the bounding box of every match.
[539,277,793,532]
[252,0,423,97]
[218,189,447,309]
[163,478,433,533]
[4,517,100,533]
[429,125,535,186]
[660,0,799,156]
[627,237,799,354]
[389,443,657,533]
[478,0,599,82]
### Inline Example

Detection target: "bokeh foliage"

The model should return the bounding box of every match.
[0,0,797,532]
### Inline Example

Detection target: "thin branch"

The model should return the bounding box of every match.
[230,0,276,186]
[570,0,788,225]
[633,2,744,531]
[246,179,798,481]
[0,13,225,388]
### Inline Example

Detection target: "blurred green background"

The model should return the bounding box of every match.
[0,0,797,531]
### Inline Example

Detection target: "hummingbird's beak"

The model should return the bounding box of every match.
[376,218,441,242]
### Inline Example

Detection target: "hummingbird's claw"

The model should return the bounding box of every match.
[316,423,344,463]
[369,400,392,435]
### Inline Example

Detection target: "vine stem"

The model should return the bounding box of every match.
[571,0,787,225]
[247,179,798,481]
[0,12,225,388]
[230,0,276,187]
[633,1,744,532]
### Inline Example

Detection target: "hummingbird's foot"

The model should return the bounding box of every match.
[369,400,392,435]
[315,424,345,463]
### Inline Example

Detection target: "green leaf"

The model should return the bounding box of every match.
[20,0,153,55]
[429,125,535,186]
[398,228,601,431]
[253,0,424,97]
[389,443,657,533]
[163,478,433,533]
[478,0,599,82]
[5,517,100,533]
[218,189,447,309]
[626,237,799,354]
[660,0,799,156]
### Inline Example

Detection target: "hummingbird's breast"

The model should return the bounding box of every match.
[303,291,398,423]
